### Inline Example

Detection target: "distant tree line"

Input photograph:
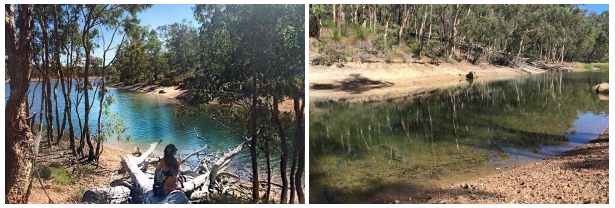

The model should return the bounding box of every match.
[310,4,609,64]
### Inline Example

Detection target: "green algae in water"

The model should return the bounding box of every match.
[309,71,609,203]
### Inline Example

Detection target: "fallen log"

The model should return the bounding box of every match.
[82,186,131,204]
[83,140,161,204]
[82,140,247,204]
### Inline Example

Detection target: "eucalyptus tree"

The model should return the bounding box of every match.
[311,4,609,64]
[78,4,148,162]
[5,4,37,204]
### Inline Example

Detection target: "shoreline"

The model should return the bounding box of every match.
[309,61,584,103]
[110,82,295,112]
[110,82,190,101]
[375,128,609,204]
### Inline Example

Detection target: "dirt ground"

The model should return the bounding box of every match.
[309,61,587,103]
[308,38,583,103]
[27,139,303,204]
[27,141,129,204]
[370,129,609,204]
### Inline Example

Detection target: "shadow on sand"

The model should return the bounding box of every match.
[311,74,394,94]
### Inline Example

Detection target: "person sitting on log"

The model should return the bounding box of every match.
[154,144,182,196]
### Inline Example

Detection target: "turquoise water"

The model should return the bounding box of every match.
[5,80,249,166]
[309,71,609,203]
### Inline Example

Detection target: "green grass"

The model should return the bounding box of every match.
[330,28,342,43]
[577,63,609,71]
[37,162,76,185]
[321,18,334,28]
[594,63,609,70]
[352,24,366,40]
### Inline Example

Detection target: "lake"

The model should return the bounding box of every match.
[5,80,250,168]
[309,71,609,203]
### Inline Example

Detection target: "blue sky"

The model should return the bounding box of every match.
[579,4,609,15]
[93,4,198,64]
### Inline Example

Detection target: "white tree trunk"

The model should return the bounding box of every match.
[82,140,246,204]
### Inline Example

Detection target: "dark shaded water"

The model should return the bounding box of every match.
[5,80,249,167]
[309,71,609,203]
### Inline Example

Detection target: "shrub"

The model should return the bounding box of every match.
[37,166,52,180]
[353,24,366,40]
[489,53,513,66]
[50,167,75,185]
[321,18,334,28]
[371,34,387,51]
[314,41,348,66]
[37,162,76,185]
[330,28,342,43]
[410,41,421,55]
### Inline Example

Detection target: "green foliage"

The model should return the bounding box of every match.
[371,34,387,51]
[321,18,334,28]
[330,28,342,43]
[310,4,609,63]
[577,63,609,71]
[37,163,76,185]
[37,165,52,180]
[352,24,367,40]
[577,63,594,70]
[410,41,421,55]
[314,41,347,66]
[594,63,609,70]
[99,94,130,142]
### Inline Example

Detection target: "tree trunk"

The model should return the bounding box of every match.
[249,63,259,203]
[53,5,63,144]
[264,136,271,202]
[353,4,359,24]
[271,91,288,204]
[398,5,408,46]
[428,5,433,44]
[82,23,95,162]
[293,92,305,204]
[450,4,461,59]
[288,143,296,204]
[5,4,36,204]
[332,4,337,30]
[38,11,54,147]
[384,12,391,47]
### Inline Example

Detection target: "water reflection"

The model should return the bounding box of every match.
[5,80,249,166]
[309,71,609,203]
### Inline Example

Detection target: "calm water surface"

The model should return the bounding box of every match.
[5,80,249,168]
[309,71,609,203]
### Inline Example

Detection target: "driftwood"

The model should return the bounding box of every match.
[82,139,246,204]
[82,186,132,204]
[194,128,205,140]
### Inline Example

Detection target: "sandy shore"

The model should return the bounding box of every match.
[111,82,189,100]
[309,62,582,103]
[373,129,609,204]
[112,82,296,112]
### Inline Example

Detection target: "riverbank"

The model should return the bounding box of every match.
[110,82,295,112]
[377,128,609,204]
[27,136,300,204]
[28,140,129,204]
[110,82,190,101]
[309,61,584,103]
